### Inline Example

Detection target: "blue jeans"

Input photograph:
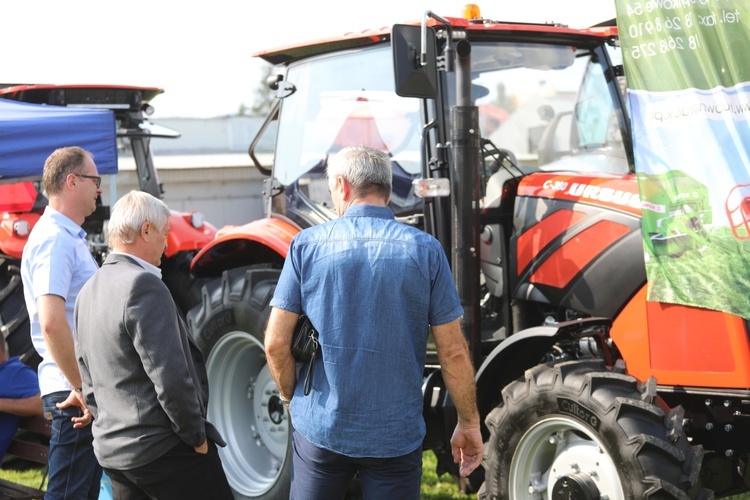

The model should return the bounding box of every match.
[42,391,102,500]
[290,430,422,500]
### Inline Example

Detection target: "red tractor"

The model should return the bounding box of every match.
[186,6,744,499]
[0,84,217,367]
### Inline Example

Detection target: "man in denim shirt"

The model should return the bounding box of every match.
[266,146,482,499]
[21,147,103,499]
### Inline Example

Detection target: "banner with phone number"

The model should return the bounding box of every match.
[615,0,750,318]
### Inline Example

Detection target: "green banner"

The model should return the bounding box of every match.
[616,0,750,318]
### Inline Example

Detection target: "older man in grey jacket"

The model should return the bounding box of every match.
[74,190,231,500]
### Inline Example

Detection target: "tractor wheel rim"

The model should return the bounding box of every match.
[510,417,624,500]
[206,330,289,496]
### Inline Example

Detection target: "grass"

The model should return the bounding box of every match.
[420,451,475,499]
[0,451,471,499]
[6,453,750,499]
[0,459,47,490]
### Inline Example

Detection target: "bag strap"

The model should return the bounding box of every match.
[302,336,318,396]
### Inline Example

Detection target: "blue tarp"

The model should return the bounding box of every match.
[0,99,118,179]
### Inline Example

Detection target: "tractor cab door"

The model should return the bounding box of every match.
[260,45,426,229]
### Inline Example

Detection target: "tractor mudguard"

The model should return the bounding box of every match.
[423,317,612,493]
[164,211,218,259]
[0,183,42,259]
[473,317,613,420]
[0,212,40,260]
[190,216,300,278]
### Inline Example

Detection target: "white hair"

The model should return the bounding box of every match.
[327,146,392,199]
[108,190,170,247]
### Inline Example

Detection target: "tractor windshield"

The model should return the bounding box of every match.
[271,39,628,227]
[273,45,423,226]
[469,41,628,174]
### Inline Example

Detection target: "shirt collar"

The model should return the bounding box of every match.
[110,251,162,278]
[342,204,394,220]
[45,206,87,239]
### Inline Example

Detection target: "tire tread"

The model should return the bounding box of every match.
[480,359,707,499]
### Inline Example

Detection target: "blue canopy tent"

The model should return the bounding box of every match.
[0,99,118,179]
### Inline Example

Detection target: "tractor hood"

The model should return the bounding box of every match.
[0,99,118,180]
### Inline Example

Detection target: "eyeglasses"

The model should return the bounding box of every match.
[75,174,102,188]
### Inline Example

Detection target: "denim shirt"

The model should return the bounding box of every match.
[270,204,462,458]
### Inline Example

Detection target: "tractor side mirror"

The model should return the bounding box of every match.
[267,74,296,99]
[391,24,438,98]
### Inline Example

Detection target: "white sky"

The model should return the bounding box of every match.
[0,1,616,118]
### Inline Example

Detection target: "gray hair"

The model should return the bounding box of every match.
[108,190,170,246]
[327,146,392,200]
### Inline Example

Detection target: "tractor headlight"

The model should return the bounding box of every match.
[190,212,205,229]
[13,220,30,237]
[413,178,450,198]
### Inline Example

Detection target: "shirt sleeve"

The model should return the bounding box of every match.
[27,234,75,301]
[428,242,464,326]
[4,360,40,398]
[269,237,303,314]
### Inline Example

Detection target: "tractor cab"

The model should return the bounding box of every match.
[250,9,631,347]
[251,14,630,225]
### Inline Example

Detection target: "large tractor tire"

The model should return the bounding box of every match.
[0,258,40,368]
[479,359,710,500]
[160,250,211,318]
[187,266,291,500]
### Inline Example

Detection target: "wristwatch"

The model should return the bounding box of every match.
[280,396,292,406]
[73,387,83,393]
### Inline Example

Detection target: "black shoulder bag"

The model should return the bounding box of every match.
[291,315,319,395]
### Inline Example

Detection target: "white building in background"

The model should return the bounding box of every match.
[103,116,273,230]
[149,116,273,155]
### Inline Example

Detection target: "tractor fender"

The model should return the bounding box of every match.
[0,212,40,259]
[165,210,218,258]
[190,216,301,277]
[422,319,609,488]
[0,182,42,259]
[474,317,613,420]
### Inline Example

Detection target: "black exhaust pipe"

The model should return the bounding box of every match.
[450,39,481,366]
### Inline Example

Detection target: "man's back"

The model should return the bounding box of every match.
[265,146,481,498]
[272,204,462,457]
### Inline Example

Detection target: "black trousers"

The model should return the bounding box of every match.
[104,440,233,500]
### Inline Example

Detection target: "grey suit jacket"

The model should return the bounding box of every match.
[74,253,223,470]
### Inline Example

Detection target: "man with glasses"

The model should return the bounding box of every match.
[76,173,102,188]
[21,146,103,499]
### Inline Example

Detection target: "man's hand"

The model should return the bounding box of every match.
[56,390,92,428]
[194,440,208,454]
[451,422,483,477]
[433,319,483,477]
